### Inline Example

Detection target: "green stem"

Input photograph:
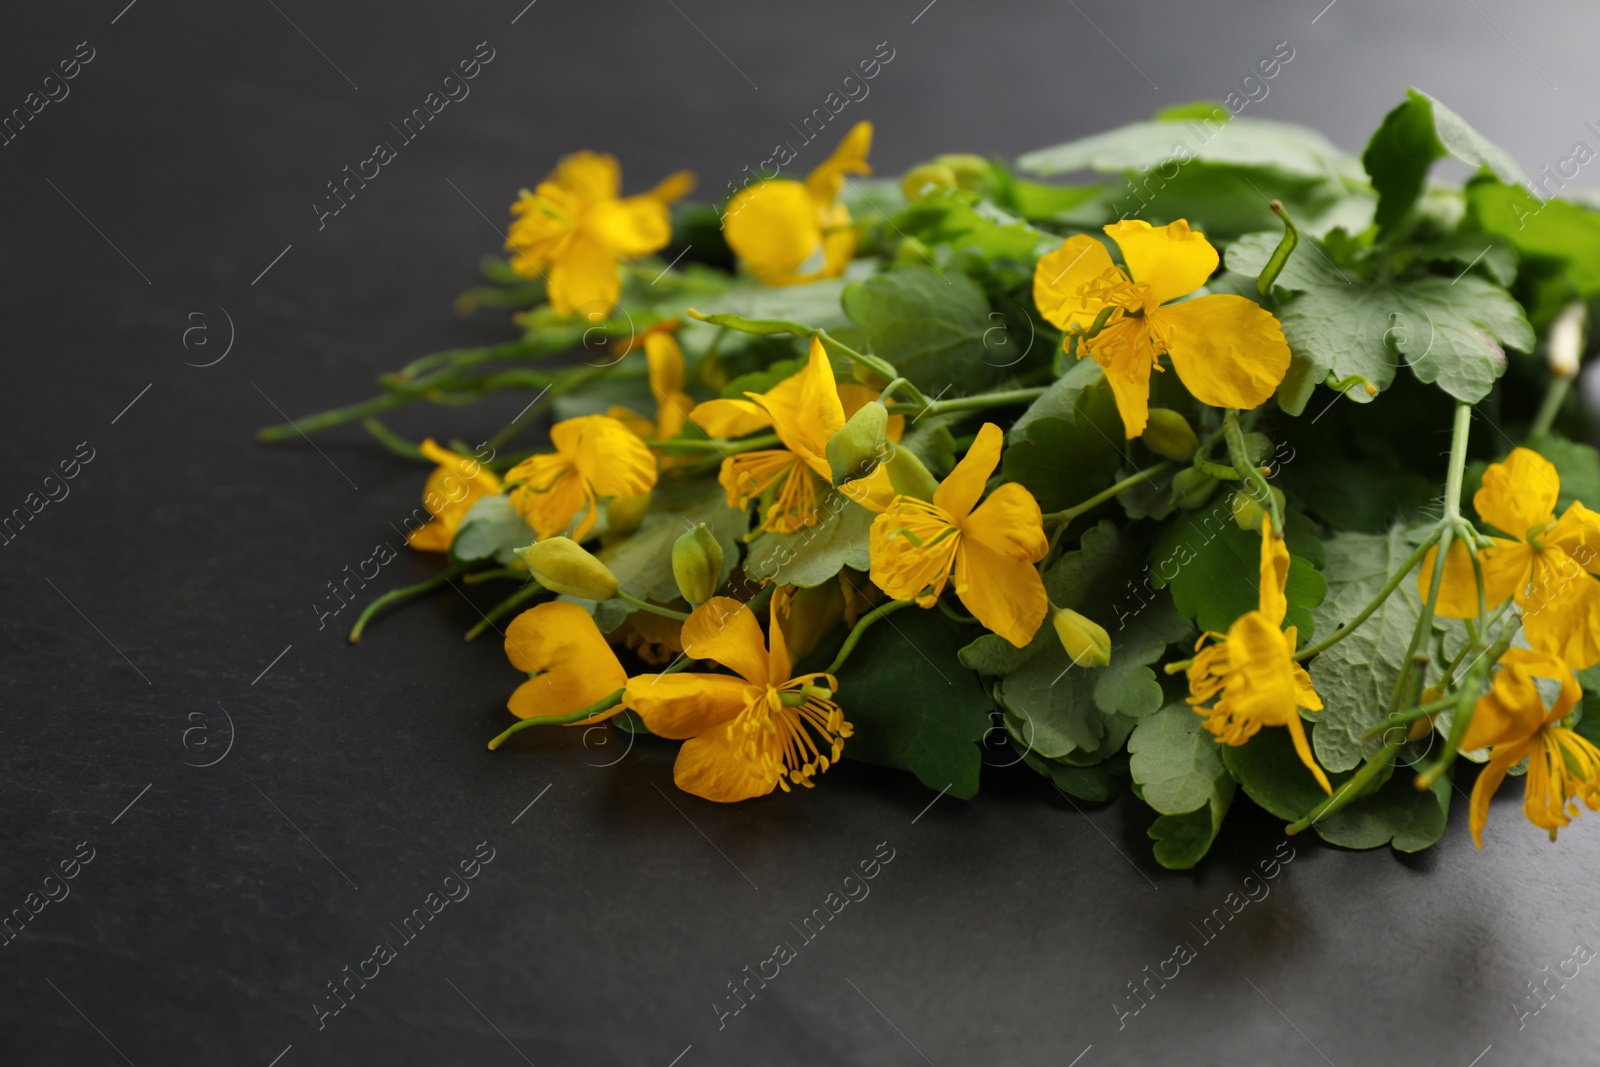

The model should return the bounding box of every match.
[1285,736,1403,835]
[817,330,927,405]
[1223,410,1281,533]
[258,392,411,442]
[1529,375,1571,439]
[348,562,475,643]
[1044,462,1173,528]
[362,418,428,461]
[1256,200,1299,300]
[827,600,914,673]
[1294,532,1439,660]
[1192,454,1246,481]
[486,690,622,750]
[1361,692,1466,741]
[465,581,545,641]
[462,567,528,585]
[887,387,1048,418]
[617,591,692,621]
[936,599,979,625]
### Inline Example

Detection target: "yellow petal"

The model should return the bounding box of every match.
[1461,647,1570,750]
[1282,709,1332,794]
[673,729,775,802]
[1469,740,1532,847]
[567,415,659,500]
[623,673,751,738]
[406,520,453,553]
[647,169,697,205]
[508,459,591,540]
[952,538,1048,648]
[1154,294,1290,413]
[1104,219,1218,306]
[546,232,619,317]
[816,202,858,281]
[588,194,672,258]
[606,404,656,439]
[681,596,770,686]
[756,337,845,471]
[1222,611,1299,728]
[690,398,772,439]
[1098,331,1155,438]
[805,120,873,206]
[1258,518,1290,628]
[839,383,905,442]
[410,439,502,552]
[724,180,822,283]
[964,481,1048,564]
[551,151,621,206]
[1033,235,1118,333]
[1520,551,1600,670]
[933,421,1004,519]
[644,332,690,439]
[1550,502,1600,573]
[1419,537,1527,618]
[1474,447,1558,539]
[838,464,899,514]
[767,594,793,687]
[504,602,627,722]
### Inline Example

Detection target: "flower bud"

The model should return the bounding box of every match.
[1141,408,1199,461]
[1053,608,1112,668]
[901,163,958,202]
[517,537,619,600]
[671,523,724,607]
[1230,486,1286,532]
[1241,432,1273,465]
[895,235,933,265]
[1548,301,1586,380]
[884,447,940,501]
[605,492,652,536]
[934,153,993,189]
[827,401,891,487]
[1171,467,1219,509]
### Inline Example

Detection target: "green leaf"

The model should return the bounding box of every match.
[1220,727,1326,821]
[998,641,1138,765]
[1363,88,1525,234]
[1022,748,1129,802]
[1314,765,1451,852]
[1148,778,1234,869]
[959,625,1048,677]
[1468,180,1600,298]
[897,187,1058,261]
[743,492,873,587]
[1008,358,1105,441]
[1226,231,1354,293]
[836,609,993,798]
[1018,114,1363,184]
[596,481,742,603]
[1150,507,1326,638]
[1128,702,1230,815]
[450,496,535,564]
[1308,525,1434,772]
[1093,598,1190,719]
[1526,434,1600,512]
[840,265,1007,394]
[1000,397,1123,513]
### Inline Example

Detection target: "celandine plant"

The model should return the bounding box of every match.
[263,92,1600,869]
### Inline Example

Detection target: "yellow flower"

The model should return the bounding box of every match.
[406,439,503,553]
[505,151,694,317]
[1463,648,1598,847]
[690,337,901,533]
[723,122,871,285]
[504,602,629,724]
[867,422,1048,648]
[504,415,657,540]
[625,595,851,802]
[1421,448,1600,669]
[1187,516,1329,793]
[1033,220,1291,438]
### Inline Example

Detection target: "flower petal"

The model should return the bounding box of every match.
[1257,517,1290,628]
[673,729,775,802]
[551,151,621,207]
[1104,219,1218,306]
[690,398,772,439]
[647,169,696,205]
[1475,447,1559,539]
[963,482,1048,565]
[805,121,873,206]
[546,232,619,317]
[681,596,770,686]
[1469,740,1533,848]
[1521,552,1600,670]
[952,538,1048,648]
[569,415,659,500]
[756,337,845,469]
[1418,537,1525,619]
[933,422,1004,519]
[868,501,959,606]
[724,179,822,283]
[1033,235,1118,333]
[588,194,672,259]
[644,332,691,439]
[623,673,751,738]
[1550,501,1600,573]
[504,602,627,721]
[1097,331,1155,438]
[1154,294,1290,413]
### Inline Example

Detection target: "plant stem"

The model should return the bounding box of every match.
[1285,735,1403,835]
[465,581,545,641]
[827,600,914,673]
[462,567,528,585]
[362,418,428,461]
[887,387,1049,418]
[1360,692,1465,740]
[1223,410,1281,533]
[1044,462,1173,529]
[348,562,475,643]
[258,392,411,442]
[1294,532,1439,660]
[617,591,692,621]
[486,690,622,750]
[1529,375,1571,439]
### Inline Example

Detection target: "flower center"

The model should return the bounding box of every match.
[725,676,852,791]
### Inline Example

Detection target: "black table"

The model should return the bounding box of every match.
[5,1,1599,1063]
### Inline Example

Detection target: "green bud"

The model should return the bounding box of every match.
[1141,408,1199,461]
[884,447,939,501]
[894,235,933,266]
[1230,486,1286,532]
[901,163,958,202]
[827,401,891,487]
[1053,608,1112,668]
[783,581,846,662]
[605,492,651,536]
[671,523,723,607]
[1241,432,1273,465]
[517,537,619,601]
[934,153,993,189]
[1171,467,1219,509]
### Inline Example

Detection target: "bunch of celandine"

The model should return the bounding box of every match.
[264,93,1600,867]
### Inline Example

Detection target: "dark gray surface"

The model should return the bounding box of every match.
[4,1,1599,1063]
